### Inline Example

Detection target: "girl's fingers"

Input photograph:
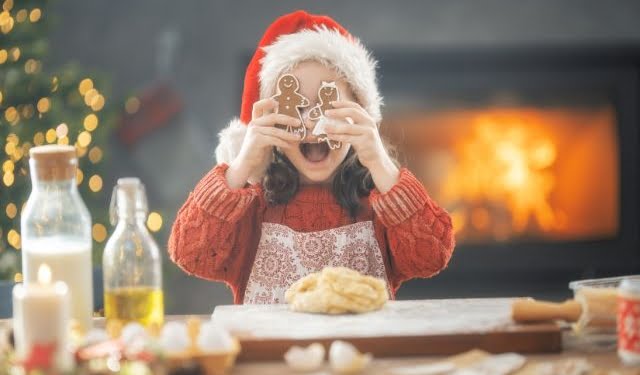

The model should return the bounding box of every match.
[330,100,365,111]
[252,98,278,119]
[258,134,293,150]
[324,133,360,144]
[254,126,301,142]
[325,107,370,125]
[322,120,364,135]
[252,113,302,128]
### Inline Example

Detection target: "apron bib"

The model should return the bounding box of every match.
[243,221,388,304]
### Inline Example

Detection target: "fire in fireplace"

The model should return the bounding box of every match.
[385,105,618,245]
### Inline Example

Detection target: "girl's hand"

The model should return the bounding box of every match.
[226,98,302,189]
[324,101,400,193]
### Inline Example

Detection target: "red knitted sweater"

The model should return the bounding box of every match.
[168,163,455,304]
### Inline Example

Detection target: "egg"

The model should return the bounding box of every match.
[329,340,372,374]
[160,321,190,353]
[120,322,148,346]
[84,328,110,346]
[197,321,234,352]
[284,343,325,372]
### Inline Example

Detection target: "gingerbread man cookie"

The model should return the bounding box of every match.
[272,74,309,139]
[309,81,342,149]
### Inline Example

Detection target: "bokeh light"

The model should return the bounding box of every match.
[89,175,102,192]
[77,131,92,148]
[5,203,17,219]
[125,97,140,114]
[92,223,107,242]
[84,114,98,131]
[37,97,50,113]
[147,212,163,232]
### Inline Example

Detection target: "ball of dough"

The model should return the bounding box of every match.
[285,267,388,314]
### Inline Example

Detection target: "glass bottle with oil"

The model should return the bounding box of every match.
[103,178,163,332]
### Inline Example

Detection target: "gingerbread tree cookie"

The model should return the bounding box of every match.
[272,74,309,139]
[309,81,342,149]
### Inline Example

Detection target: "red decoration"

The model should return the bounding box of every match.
[117,81,183,146]
[619,295,640,354]
[20,342,57,373]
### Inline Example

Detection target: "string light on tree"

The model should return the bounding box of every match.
[2,160,14,173]
[15,8,26,23]
[147,212,163,232]
[51,76,59,92]
[9,46,19,61]
[5,203,16,219]
[55,123,68,139]
[77,131,92,148]
[88,175,102,192]
[83,88,98,105]
[33,132,44,145]
[76,168,84,185]
[37,97,51,113]
[83,114,98,131]
[45,129,56,143]
[92,223,107,243]
[5,106,17,122]
[29,8,41,22]
[78,78,93,95]
[7,229,20,249]
[3,172,14,187]
[88,147,103,164]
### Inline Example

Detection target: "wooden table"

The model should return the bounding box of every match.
[231,352,635,374]
[2,313,637,374]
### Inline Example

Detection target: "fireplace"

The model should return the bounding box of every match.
[378,45,640,299]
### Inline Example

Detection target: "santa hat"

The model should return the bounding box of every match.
[215,10,382,165]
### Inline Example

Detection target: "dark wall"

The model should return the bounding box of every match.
[49,0,640,313]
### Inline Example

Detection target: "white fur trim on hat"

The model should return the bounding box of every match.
[259,26,382,123]
[215,118,246,165]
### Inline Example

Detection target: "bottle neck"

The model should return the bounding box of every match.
[115,211,147,226]
[30,171,78,193]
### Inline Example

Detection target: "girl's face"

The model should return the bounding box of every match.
[280,60,354,185]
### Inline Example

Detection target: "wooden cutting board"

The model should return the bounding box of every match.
[212,298,562,361]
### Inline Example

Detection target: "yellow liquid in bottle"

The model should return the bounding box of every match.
[104,287,164,328]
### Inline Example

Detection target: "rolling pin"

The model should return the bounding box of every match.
[512,287,618,332]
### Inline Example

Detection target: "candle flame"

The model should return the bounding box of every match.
[37,264,52,285]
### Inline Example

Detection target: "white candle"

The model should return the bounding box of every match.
[13,264,73,372]
[23,237,93,333]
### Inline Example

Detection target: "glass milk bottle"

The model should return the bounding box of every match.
[103,178,163,330]
[21,145,94,333]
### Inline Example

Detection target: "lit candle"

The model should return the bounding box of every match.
[12,264,73,372]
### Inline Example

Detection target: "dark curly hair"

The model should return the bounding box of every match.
[263,140,398,218]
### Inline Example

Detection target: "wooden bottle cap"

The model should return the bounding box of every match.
[29,145,77,181]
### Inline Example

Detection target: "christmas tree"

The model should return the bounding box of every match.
[0,0,116,281]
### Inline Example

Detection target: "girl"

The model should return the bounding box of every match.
[169,10,455,304]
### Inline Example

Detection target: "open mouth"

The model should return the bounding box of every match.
[300,141,330,163]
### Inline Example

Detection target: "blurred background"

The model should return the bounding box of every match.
[1,0,640,315]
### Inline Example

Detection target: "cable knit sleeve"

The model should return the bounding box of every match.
[168,163,263,292]
[370,168,455,287]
